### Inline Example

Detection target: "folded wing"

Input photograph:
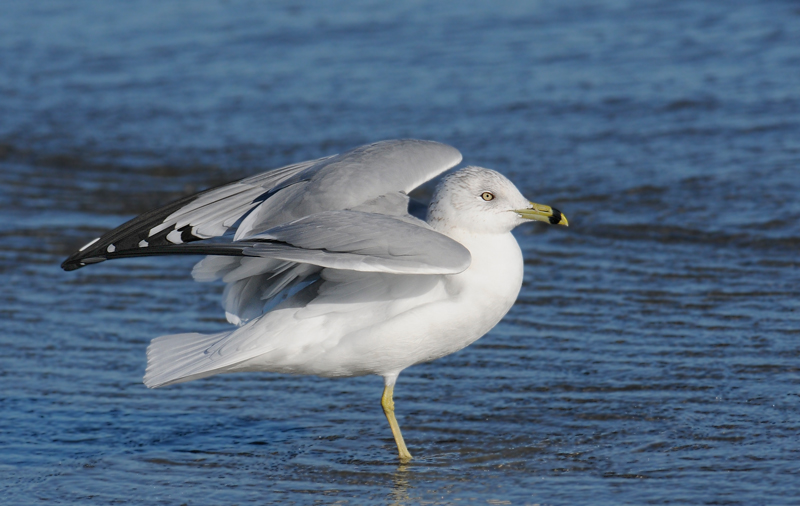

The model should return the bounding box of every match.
[248,210,470,274]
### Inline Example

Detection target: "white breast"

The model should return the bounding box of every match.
[423,230,524,360]
[317,230,524,377]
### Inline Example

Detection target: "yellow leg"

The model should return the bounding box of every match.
[381,384,412,462]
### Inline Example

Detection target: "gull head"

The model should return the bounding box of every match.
[426,166,568,235]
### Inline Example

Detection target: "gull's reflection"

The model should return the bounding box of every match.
[388,463,412,506]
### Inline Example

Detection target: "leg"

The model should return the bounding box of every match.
[381,384,412,461]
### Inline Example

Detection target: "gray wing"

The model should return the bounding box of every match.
[247,210,471,274]
[62,139,465,326]
[60,156,333,270]
[234,139,462,238]
[62,139,462,271]
[187,209,469,325]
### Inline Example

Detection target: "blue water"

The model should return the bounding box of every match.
[2,1,800,504]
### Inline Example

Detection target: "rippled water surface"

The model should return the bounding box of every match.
[2,1,800,504]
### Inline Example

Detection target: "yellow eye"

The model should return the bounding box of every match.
[481,192,494,201]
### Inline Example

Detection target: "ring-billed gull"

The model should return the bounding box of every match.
[62,140,568,461]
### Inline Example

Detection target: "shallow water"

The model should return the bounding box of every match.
[2,1,800,504]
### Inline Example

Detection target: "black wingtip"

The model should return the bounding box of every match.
[61,242,257,272]
[61,251,84,271]
[61,260,81,271]
[61,255,107,271]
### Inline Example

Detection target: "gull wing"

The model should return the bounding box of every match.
[68,210,471,275]
[61,139,462,271]
[247,210,471,275]
[60,156,332,270]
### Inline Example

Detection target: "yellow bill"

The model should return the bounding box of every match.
[515,202,569,226]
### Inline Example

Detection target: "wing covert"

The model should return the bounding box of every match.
[247,210,471,274]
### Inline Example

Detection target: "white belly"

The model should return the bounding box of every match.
[264,231,525,379]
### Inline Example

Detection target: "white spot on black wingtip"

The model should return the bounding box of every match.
[138,239,149,247]
[107,244,116,253]
[79,237,100,252]
[225,311,242,325]
[166,229,184,244]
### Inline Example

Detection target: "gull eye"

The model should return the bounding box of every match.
[481,192,494,201]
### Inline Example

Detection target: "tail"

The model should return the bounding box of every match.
[144,331,232,388]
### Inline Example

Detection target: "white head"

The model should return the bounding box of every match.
[426,166,568,236]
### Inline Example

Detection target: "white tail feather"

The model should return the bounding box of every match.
[144,331,231,388]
